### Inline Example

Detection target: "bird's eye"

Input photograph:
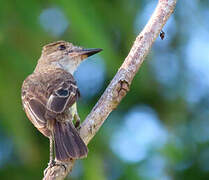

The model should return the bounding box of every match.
[58,44,66,50]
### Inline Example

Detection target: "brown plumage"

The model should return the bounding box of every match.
[21,41,102,162]
[22,68,87,160]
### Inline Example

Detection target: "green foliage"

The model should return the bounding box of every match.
[0,0,209,180]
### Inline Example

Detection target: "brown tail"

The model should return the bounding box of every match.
[54,121,88,161]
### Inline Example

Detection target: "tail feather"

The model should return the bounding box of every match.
[54,121,88,161]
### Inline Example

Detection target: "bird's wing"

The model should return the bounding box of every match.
[46,80,80,114]
[21,70,80,135]
[21,73,47,130]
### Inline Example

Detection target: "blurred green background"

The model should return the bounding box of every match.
[1,0,209,179]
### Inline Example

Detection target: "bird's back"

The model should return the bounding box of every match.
[21,68,79,137]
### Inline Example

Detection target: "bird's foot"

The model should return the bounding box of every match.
[44,159,55,176]
[44,160,67,176]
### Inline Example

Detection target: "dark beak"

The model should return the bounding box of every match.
[68,48,102,60]
[80,48,103,57]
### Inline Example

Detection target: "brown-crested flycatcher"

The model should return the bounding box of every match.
[21,41,102,166]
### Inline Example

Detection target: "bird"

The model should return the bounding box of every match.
[21,40,102,166]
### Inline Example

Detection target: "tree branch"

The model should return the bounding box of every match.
[43,0,177,179]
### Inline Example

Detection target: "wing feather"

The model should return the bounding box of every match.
[22,69,86,157]
[22,69,80,131]
[46,81,79,113]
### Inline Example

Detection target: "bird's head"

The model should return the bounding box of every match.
[36,41,102,74]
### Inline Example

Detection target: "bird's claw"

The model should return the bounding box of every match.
[44,160,67,176]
